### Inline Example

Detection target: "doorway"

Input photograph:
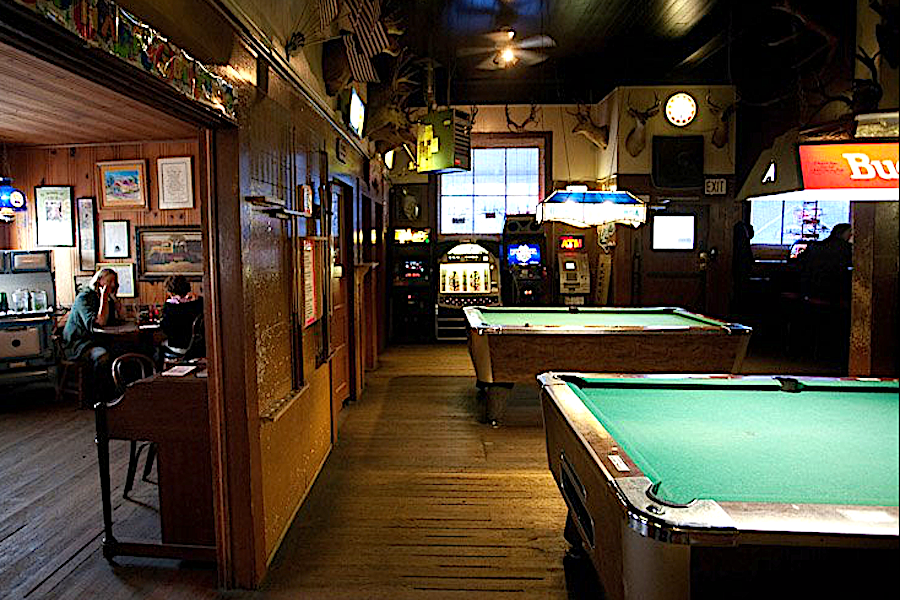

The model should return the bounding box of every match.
[636,203,711,313]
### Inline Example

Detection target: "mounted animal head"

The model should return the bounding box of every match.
[707,92,736,149]
[505,105,539,133]
[566,104,609,150]
[625,92,660,157]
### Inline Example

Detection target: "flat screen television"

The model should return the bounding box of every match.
[347,88,365,138]
[507,243,541,266]
[652,215,695,250]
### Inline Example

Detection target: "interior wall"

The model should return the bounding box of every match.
[6,140,202,307]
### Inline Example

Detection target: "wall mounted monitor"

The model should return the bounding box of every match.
[652,215,695,250]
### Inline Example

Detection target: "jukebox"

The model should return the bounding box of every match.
[435,242,501,340]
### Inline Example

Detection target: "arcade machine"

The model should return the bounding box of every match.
[389,227,433,342]
[435,242,501,340]
[502,214,548,306]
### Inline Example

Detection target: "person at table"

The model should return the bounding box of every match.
[798,223,853,304]
[159,275,204,359]
[62,267,127,402]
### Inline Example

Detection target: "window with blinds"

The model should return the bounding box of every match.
[440,147,541,235]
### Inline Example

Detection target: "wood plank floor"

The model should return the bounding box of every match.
[0,340,843,600]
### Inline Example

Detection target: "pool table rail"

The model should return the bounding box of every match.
[540,372,900,550]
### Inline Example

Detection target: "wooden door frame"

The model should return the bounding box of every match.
[331,176,360,402]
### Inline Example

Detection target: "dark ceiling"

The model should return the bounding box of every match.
[392,0,862,107]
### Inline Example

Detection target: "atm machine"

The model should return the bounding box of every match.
[555,234,591,305]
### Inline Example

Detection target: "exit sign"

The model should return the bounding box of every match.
[705,178,727,195]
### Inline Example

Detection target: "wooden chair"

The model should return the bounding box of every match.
[110,352,157,498]
[160,313,204,370]
[52,332,92,409]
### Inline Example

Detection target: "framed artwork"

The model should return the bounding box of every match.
[96,262,136,298]
[35,186,75,247]
[135,226,203,279]
[74,275,92,295]
[157,156,194,210]
[97,160,148,209]
[102,220,130,258]
[76,196,97,271]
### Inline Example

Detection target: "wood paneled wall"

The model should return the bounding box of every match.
[6,140,202,307]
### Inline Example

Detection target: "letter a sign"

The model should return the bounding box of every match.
[762,161,776,184]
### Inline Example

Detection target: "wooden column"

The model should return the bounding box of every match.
[849,201,899,377]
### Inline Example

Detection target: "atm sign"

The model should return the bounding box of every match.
[559,236,584,250]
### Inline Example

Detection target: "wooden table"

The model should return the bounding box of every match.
[95,368,215,562]
[94,321,166,346]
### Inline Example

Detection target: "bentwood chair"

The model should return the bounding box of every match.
[110,352,157,498]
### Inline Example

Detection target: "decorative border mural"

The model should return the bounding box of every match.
[13,0,235,119]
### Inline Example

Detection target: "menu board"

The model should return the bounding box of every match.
[303,239,317,327]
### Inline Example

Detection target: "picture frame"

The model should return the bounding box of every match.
[97,160,148,210]
[157,156,194,210]
[135,226,203,280]
[35,186,75,247]
[76,196,97,271]
[102,220,131,258]
[96,262,136,298]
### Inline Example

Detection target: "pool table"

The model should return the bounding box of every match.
[539,373,899,600]
[464,306,751,423]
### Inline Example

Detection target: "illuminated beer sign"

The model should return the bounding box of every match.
[558,236,584,250]
[799,143,899,190]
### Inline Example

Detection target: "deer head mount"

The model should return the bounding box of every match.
[625,93,660,157]
[707,92,736,149]
[365,49,420,154]
[505,105,539,133]
[566,104,609,150]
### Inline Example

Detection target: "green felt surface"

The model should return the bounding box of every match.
[476,308,721,329]
[567,378,900,506]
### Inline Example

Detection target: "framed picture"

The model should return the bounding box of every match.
[135,226,203,280]
[74,275,92,295]
[96,262,136,298]
[102,220,130,258]
[157,157,194,210]
[97,160,148,209]
[35,186,75,247]
[76,196,97,271]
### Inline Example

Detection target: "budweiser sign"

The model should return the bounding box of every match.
[799,143,899,190]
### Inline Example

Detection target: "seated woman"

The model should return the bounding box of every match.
[62,267,127,402]
[159,275,204,360]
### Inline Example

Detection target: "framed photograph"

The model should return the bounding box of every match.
[74,275,92,295]
[76,196,97,271]
[96,262,136,298]
[97,160,148,209]
[35,186,75,247]
[157,157,194,210]
[102,220,130,258]
[135,226,203,280]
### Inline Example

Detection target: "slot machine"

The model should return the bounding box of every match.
[435,242,501,340]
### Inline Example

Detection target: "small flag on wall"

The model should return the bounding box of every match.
[317,0,340,31]
[343,35,379,82]
[345,0,390,57]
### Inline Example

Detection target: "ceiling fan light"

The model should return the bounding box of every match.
[500,47,516,64]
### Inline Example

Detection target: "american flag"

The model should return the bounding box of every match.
[317,0,340,31]
[345,0,390,58]
[343,35,380,82]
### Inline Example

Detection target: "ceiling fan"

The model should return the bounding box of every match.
[456,30,556,69]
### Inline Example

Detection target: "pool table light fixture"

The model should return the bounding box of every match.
[537,190,647,228]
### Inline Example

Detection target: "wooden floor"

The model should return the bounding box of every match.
[0,340,844,599]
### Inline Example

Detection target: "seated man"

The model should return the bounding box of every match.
[62,268,127,403]
[159,275,204,360]
[798,223,853,304]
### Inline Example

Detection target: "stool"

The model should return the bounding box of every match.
[55,354,96,409]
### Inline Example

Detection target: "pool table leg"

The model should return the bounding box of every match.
[480,383,512,426]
